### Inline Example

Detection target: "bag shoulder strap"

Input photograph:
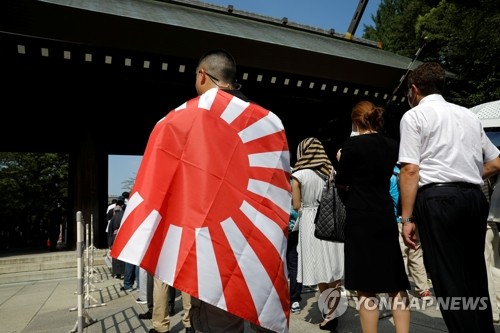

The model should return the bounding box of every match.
[313,169,329,182]
[314,169,338,189]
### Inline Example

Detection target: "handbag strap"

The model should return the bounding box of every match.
[313,169,328,182]
[313,170,334,206]
[313,169,336,186]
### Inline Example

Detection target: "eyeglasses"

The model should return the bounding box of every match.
[197,69,242,90]
[204,71,222,86]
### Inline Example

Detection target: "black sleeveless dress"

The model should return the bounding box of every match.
[335,133,410,292]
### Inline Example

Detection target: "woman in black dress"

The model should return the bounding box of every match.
[335,101,410,333]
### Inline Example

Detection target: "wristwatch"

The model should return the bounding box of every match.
[401,216,414,223]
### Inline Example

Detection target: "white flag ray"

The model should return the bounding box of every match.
[175,102,187,111]
[221,218,288,332]
[117,191,144,233]
[117,209,162,265]
[248,151,290,171]
[196,227,227,309]
[239,112,284,143]
[198,88,218,110]
[247,179,291,215]
[155,224,182,284]
[257,288,289,333]
[221,96,250,124]
[240,201,287,257]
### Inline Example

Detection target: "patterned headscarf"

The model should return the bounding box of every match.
[293,137,334,177]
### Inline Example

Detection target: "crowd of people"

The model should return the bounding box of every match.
[107,49,500,333]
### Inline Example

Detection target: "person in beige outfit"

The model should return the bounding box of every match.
[150,277,192,333]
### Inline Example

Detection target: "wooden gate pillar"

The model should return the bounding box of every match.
[69,132,108,250]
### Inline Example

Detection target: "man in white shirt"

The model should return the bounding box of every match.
[399,62,500,333]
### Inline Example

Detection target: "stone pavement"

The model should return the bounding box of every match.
[1,262,500,333]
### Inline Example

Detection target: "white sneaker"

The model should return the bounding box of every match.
[291,301,301,314]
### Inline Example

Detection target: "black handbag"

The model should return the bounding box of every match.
[313,173,346,243]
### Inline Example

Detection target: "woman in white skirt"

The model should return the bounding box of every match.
[292,137,344,332]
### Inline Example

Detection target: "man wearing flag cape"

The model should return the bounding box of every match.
[111,49,292,333]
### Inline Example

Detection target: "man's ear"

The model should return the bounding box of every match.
[411,84,421,98]
[199,71,205,85]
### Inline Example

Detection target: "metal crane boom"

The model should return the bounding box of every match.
[345,0,369,39]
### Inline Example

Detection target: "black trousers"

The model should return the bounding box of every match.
[286,230,302,304]
[415,185,494,333]
[147,272,154,311]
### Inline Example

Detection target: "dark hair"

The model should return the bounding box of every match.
[121,191,130,199]
[197,49,237,87]
[407,62,446,96]
[351,101,385,132]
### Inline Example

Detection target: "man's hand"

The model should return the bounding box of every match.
[402,222,417,249]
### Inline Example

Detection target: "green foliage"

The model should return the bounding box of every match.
[0,152,68,248]
[362,0,500,106]
[363,0,432,58]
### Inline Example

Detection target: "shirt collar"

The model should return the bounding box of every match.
[418,94,445,105]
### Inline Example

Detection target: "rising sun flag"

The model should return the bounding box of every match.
[111,88,291,332]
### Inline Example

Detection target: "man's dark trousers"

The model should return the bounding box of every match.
[286,230,302,304]
[415,185,494,333]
